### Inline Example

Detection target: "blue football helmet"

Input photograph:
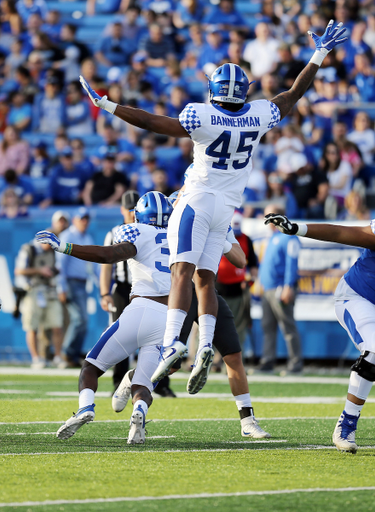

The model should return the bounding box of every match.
[135,191,173,228]
[208,63,250,104]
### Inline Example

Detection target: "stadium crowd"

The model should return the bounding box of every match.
[0,0,374,220]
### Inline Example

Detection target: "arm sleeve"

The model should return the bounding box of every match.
[284,237,300,287]
[113,223,143,254]
[179,103,201,135]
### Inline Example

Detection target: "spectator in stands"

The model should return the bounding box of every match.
[29,140,49,178]
[275,124,304,168]
[0,187,28,218]
[32,74,66,134]
[338,20,372,74]
[197,26,228,71]
[133,152,158,195]
[42,9,61,43]
[350,53,375,103]
[50,209,70,235]
[202,0,248,40]
[7,91,32,132]
[95,20,136,69]
[86,0,122,15]
[347,112,375,166]
[257,203,303,374]
[65,80,94,137]
[332,121,362,180]
[166,84,189,118]
[40,146,87,208]
[30,32,64,67]
[111,5,146,46]
[137,80,157,113]
[4,38,26,80]
[70,138,95,178]
[280,152,329,219]
[1,0,22,36]
[15,65,39,103]
[216,212,258,353]
[0,168,34,204]
[264,171,299,219]
[26,50,46,88]
[320,142,353,208]
[58,23,90,65]
[151,167,174,196]
[172,0,205,31]
[56,207,94,368]
[339,189,370,221]
[242,22,279,80]
[14,233,64,369]
[139,23,176,68]
[95,122,136,176]
[167,137,193,187]
[249,72,280,101]
[16,0,48,24]
[0,125,30,175]
[275,42,305,89]
[184,22,205,58]
[82,148,128,206]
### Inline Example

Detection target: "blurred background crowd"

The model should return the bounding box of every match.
[0,0,374,221]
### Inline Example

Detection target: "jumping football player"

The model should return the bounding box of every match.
[79,20,347,394]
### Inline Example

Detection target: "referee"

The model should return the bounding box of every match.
[100,190,139,390]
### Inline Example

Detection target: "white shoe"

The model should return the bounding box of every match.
[151,338,188,384]
[127,406,146,445]
[31,357,46,369]
[332,411,359,454]
[241,415,271,438]
[112,369,135,413]
[187,345,214,395]
[56,404,95,440]
[52,355,67,369]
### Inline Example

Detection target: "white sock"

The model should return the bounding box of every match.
[344,400,363,417]
[163,309,187,347]
[79,388,95,409]
[197,314,216,351]
[133,399,148,417]
[235,393,252,411]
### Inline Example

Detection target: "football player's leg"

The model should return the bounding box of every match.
[129,345,160,445]
[214,295,270,438]
[333,297,375,453]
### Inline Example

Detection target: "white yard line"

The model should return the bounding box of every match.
[1,487,375,507]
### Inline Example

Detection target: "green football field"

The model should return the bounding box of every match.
[1,369,375,511]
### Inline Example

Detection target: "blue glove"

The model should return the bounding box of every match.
[308,20,348,66]
[79,75,117,114]
[35,230,63,252]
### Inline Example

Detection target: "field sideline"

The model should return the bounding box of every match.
[1,369,375,511]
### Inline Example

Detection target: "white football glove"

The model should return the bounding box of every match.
[35,230,64,252]
[79,75,117,114]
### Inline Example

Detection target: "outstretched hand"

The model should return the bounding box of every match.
[308,19,348,53]
[79,75,116,113]
[35,230,62,251]
[264,213,299,235]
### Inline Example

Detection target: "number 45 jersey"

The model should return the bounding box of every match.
[179,100,281,208]
[113,223,170,298]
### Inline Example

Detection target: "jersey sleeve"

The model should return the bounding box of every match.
[250,99,281,131]
[113,224,142,250]
[179,103,202,135]
[267,101,281,129]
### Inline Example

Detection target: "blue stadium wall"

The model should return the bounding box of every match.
[0,213,357,363]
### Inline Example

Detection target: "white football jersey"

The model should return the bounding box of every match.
[179,100,281,207]
[113,223,171,297]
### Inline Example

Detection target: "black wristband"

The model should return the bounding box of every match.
[100,293,111,298]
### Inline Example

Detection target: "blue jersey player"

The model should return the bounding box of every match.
[265,213,375,454]
[79,20,347,395]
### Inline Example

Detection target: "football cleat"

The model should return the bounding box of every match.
[56,404,95,440]
[112,369,135,413]
[187,344,214,395]
[241,415,271,438]
[332,411,359,454]
[127,406,146,445]
[151,338,188,384]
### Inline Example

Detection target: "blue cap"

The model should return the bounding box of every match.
[74,206,90,219]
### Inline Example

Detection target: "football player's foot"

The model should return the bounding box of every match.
[112,369,135,413]
[151,338,188,384]
[127,406,146,445]
[187,345,214,395]
[241,413,271,439]
[332,411,359,454]
[56,404,95,440]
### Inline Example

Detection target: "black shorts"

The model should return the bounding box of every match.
[179,287,241,358]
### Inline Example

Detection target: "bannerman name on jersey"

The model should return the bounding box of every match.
[210,115,260,127]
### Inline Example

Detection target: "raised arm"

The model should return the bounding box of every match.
[271,20,347,120]
[35,231,137,264]
[264,214,375,251]
[79,76,189,138]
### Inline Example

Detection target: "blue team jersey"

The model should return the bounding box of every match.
[344,219,375,305]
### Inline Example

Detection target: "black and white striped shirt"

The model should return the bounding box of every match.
[104,225,131,285]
